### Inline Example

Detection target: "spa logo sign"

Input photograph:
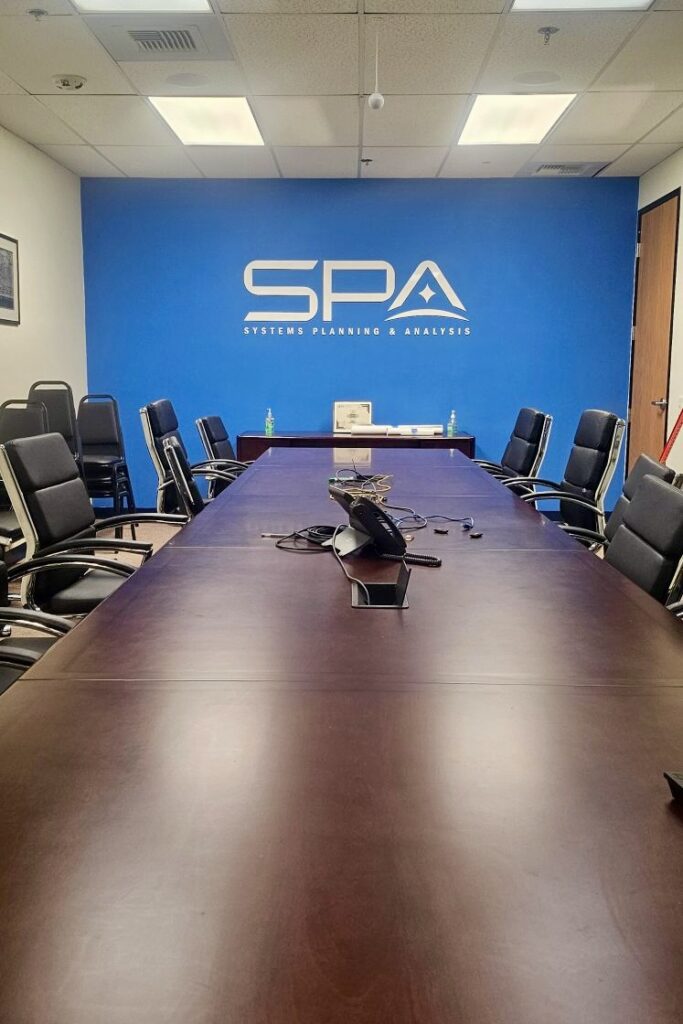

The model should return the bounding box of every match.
[242,259,468,324]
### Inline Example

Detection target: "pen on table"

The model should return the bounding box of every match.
[261,532,290,538]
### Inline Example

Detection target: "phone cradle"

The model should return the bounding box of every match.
[351,561,411,609]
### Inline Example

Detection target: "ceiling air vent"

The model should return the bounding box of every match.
[129,28,197,54]
[84,14,232,62]
[520,160,609,178]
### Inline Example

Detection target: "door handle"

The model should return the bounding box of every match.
[651,398,668,409]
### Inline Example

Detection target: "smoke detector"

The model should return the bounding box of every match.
[53,74,87,91]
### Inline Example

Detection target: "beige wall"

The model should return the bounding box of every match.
[0,126,87,407]
[639,147,683,472]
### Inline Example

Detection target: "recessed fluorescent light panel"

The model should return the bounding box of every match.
[458,94,575,146]
[512,0,650,9]
[149,97,264,146]
[74,0,210,10]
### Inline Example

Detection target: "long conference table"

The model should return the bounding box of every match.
[1,447,682,1023]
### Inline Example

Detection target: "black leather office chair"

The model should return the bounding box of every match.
[557,454,678,548]
[140,399,239,513]
[163,436,236,519]
[474,408,552,487]
[0,556,72,695]
[78,394,136,515]
[0,433,185,615]
[196,415,249,497]
[604,475,683,604]
[0,399,48,555]
[27,380,82,470]
[503,409,625,534]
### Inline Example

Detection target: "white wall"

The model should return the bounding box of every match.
[639,147,683,471]
[0,126,86,406]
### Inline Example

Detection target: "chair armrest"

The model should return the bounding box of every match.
[558,525,607,544]
[473,459,502,471]
[41,537,153,561]
[8,554,134,584]
[192,468,238,484]
[521,491,599,512]
[500,476,561,489]
[192,458,248,472]
[0,607,72,637]
[666,600,683,619]
[95,512,187,530]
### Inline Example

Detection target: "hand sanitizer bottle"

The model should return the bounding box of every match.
[265,408,275,437]
[447,409,457,438]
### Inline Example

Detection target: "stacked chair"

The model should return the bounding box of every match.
[77,394,136,514]
[27,380,82,471]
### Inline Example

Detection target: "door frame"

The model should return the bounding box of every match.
[626,187,680,470]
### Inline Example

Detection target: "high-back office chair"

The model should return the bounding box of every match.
[604,475,683,604]
[163,437,236,519]
[27,380,82,469]
[0,556,72,695]
[503,409,625,534]
[140,399,239,513]
[77,394,135,515]
[474,408,552,486]
[554,454,679,548]
[0,433,185,614]
[0,399,48,555]
[196,415,249,498]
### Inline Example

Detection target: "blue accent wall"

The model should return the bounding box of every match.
[81,177,638,509]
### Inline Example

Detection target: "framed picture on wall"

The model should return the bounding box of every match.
[0,234,19,326]
[333,401,372,434]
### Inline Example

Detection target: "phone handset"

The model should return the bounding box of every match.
[349,497,441,567]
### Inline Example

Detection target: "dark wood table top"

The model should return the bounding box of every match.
[3,448,683,1023]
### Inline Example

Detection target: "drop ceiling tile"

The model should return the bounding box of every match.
[0,0,71,12]
[0,15,134,95]
[225,14,358,94]
[360,146,448,177]
[0,94,81,144]
[0,70,23,94]
[550,92,683,144]
[275,145,358,176]
[440,144,537,177]
[187,145,279,176]
[367,0,503,9]
[533,142,630,164]
[119,60,247,97]
[363,16,498,94]
[40,144,124,177]
[594,12,683,91]
[643,105,683,143]
[97,145,202,177]
[220,1,357,10]
[252,95,358,146]
[363,94,468,146]
[477,13,642,94]
[599,143,681,176]
[40,95,176,145]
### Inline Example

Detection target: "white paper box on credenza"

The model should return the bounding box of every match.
[333,401,372,434]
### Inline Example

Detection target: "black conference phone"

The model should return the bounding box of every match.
[329,486,441,567]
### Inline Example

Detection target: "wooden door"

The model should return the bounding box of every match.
[628,191,679,470]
